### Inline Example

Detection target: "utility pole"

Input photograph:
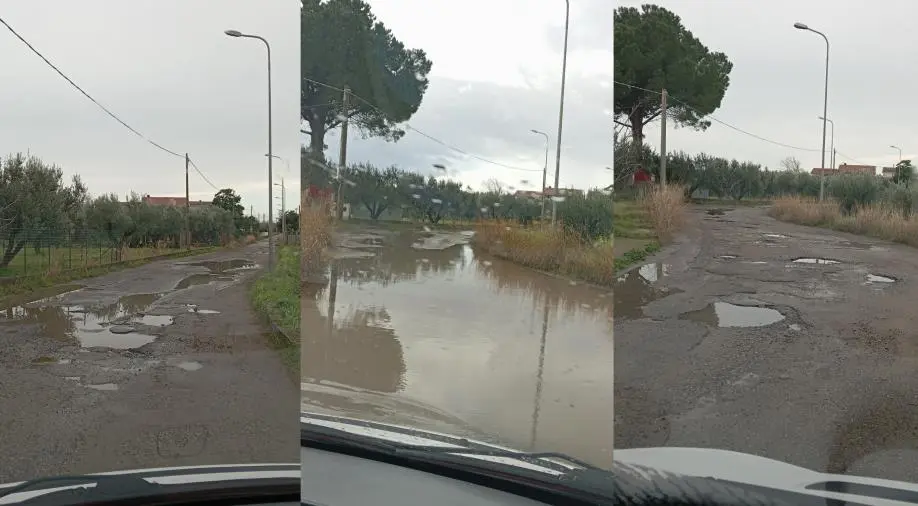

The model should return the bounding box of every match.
[185,153,190,249]
[660,89,668,186]
[550,0,570,227]
[336,86,350,220]
[278,177,286,242]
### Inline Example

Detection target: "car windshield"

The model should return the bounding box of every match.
[299,0,614,475]
[614,0,918,489]
[0,0,299,494]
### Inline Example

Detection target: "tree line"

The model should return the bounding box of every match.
[0,153,257,269]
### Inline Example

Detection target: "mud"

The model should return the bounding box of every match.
[615,206,918,482]
[0,240,297,482]
[302,227,614,469]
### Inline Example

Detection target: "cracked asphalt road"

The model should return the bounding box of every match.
[0,241,298,482]
[615,205,918,482]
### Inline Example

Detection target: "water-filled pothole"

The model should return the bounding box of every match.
[706,209,728,216]
[792,257,840,265]
[187,258,255,273]
[185,304,220,315]
[867,274,896,283]
[614,263,681,320]
[175,274,219,290]
[763,233,788,239]
[85,383,118,391]
[0,293,168,349]
[680,302,786,328]
[175,361,203,371]
[718,255,738,260]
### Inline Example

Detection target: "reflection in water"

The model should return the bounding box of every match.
[301,230,614,468]
[614,263,680,320]
[0,292,167,349]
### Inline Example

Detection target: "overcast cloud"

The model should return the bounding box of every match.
[309,0,613,192]
[616,0,918,173]
[1,0,299,218]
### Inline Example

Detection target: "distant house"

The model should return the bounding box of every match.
[141,195,211,207]
[543,186,585,198]
[513,190,543,199]
[810,163,876,176]
[881,166,898,179]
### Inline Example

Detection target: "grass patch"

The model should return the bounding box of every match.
[473,222,615,286]
[691,197,772,207]
[614,241,661,271]
[0,245,189,278]
[770,195,918,246]
[0,246,220,300]
[250,245,299,376]
[614,200,656,239]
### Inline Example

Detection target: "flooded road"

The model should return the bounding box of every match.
[615,206,918,482]
[0,241,298,482]
[301,224,614,469]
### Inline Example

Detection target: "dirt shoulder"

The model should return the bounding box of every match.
[0,240,298,482]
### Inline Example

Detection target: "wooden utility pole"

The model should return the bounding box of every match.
[660,89,668,186]
[185,153,191,248]
[336,86,350,220]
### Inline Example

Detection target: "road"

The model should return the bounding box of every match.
[615,205,918,482]
[300,223,615,469]
[0,241,298,483]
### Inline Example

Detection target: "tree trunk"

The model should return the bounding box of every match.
[0,239,25,269]
[629,108,646,171]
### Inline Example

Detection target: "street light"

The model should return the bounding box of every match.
[818,116,834,169]
[266,154,290,174]
[794,21,830,201]
[891,145,903,182]
[226,28,274,271]
[274,177,286,241]
[551,0,570,226]
[530,129,550,222]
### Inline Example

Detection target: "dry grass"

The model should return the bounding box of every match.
[473,221,615,286]
[300,193,333,284]
[641,184,687,243]
[770,195,918,246]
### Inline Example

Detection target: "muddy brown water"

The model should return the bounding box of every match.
[301,228,614,468]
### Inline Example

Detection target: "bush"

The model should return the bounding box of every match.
[641,184,686,243]
[557,195,613,243]
[828,173,881,214]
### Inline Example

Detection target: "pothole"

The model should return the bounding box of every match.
[718,255,738,260]
[680,302,786,328]
[186,258,256,273]
[185,304,220,315]
[792,257,840,265]
[175,274,219,290]
[1,293,168,350]
[85,383,118,391]
[175,361,203,371]
[706,208,728,216]
[614,263,681,320]
[763,233,788,239]
[867,274,896,283]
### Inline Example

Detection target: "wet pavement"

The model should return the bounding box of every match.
[300,224,614,469]
[0,241,298,482]
[615,206,918,482]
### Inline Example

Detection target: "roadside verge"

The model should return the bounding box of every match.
[250,245,299,377]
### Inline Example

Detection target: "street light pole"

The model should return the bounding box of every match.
[530,129,549,222]
[275,177,286,242]
[551,0,570,226]
[818,116,834,169]
[891,145,903,182]
[795,22,829,201]
[225,29,274,271]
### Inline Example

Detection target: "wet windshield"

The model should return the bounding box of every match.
[300,0,614,472]
[615,0,918,487]
[0,0,299,488]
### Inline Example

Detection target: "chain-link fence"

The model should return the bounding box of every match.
[0,229,225,280]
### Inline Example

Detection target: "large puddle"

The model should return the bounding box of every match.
[0,292,171,349]
[614,263,681,320]
[301,229,614,468]
[792,257,840,265]
[680,302,786,328]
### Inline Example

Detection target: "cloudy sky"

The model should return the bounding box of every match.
[616,0,918,173]
[1,0,299,219]
[310,0,613,192]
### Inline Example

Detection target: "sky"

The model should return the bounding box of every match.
[615,0,918,174]
[308,0,613,193]
[0,0,299,219]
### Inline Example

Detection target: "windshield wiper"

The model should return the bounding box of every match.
[301,421,615,505]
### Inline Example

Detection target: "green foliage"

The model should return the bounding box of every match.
[212,188,244,217]
[828,173,881,214]
[614,4,732,144]
[300,0,433,156]
[558,195,614,243]
[342,162,400,219]
[278,210,299,232]
[893,159,915,187]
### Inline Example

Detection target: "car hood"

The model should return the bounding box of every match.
[616,447,918,506]
[301,411,585,476]
[0,463,299,505]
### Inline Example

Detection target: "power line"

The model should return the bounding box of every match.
[0,15,220,191]
[187,157,219,191]
[303,76,543,173]
[614,81,822,153]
